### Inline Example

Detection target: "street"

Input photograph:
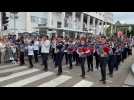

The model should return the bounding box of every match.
[0,49,134,87]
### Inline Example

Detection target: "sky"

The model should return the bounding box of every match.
[113,12,134,24]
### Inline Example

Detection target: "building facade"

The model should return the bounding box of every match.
[0,12,113,37]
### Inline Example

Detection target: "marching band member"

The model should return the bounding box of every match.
[27,41,34,68]
[51,37,57,64]
[108,43,114,77]
[40,35,51,71]
[55,36,65,75]
[67,39,74,69]
[86,41,94,72]
[64,39,69,65]
[33,37,39,63]
[98,36,110,84]
[77,37,89,78]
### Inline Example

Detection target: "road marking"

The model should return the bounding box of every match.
[0,66,27,74]
[73,80,94,87]
[38,75,72,87]
[0,68,39,82]
[0,64,18,69]
[4,71,54,87]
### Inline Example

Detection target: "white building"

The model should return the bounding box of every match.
[0,12,113,37]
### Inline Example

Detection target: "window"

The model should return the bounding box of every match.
[31,16,39,23]
[31,16,47,25]
[57,22,62,28]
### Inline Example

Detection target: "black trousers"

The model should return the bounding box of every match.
[68,54,73,69]
[114,55,118,70]
[74,52,80,65]
[100,57,108,81]
[94,52,100,69]
[87,55,93,71]
[41,53,49,70]
[34,50,39,63]
[55,52,64,74]
[108,55,114,75]
[51,48,55,59]
[64,52,68,64]
[28,55,33,67]
[0,52,1,64]
[20,52,25,65]
[79,57,86,77]
[117,54,121,67]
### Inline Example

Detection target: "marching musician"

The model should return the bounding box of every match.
[67,39,74,69]
[64,39,69,65]
[98,36,110,84]
[40,35,51,71]
[55,36,65,75]
[77,37,88,78]
[86,40,94,72]
[108,42,114,77]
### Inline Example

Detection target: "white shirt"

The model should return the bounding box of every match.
[41,40,50,53]
[34,40,39,50]
[0,42,5,52]
[28,45,34,55]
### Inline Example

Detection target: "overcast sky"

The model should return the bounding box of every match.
[113,12,134,24]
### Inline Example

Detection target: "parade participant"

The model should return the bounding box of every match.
[55,36,65,75]
[10,43,17,64]
[40,35,51,71]
[51,37,57,64]
[19,38,25,66]
[86,40,94,72]
[72,39,76,62]
[98,36,110,84]
[64,38,69,65]
[114,45,122,71]
[33,37,39,63]
[74,39,80,66]
[108,43,114,77]
[67,39,74,69]
[27,41,34,68]
[94,37,101,70]
[0,37,2,64]
[77,37,88,78]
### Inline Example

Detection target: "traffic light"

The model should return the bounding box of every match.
[2,12,9,25]
[4,26,7,30]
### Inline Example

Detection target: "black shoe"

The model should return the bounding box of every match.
[29,66,33,68]
[109,74,113,78]
[87,69,90,72]
[99,79,104,81]
[69,66,73,70]
[44,68,48,72]
[57,72,62,76]
[80,75,85,78]
[102,81,106,84]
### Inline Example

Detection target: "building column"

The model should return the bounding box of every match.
[48,12,52,28]
[110,24,113,35]
[93,17,96,34]
[101,21,104,34]
[96,20,100,35]
[80,13,84,31]
[62,12,65,28]
[25,12,32,33]
[87,15,90,32]
[72,12,76,30]
[104,22,107,35]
